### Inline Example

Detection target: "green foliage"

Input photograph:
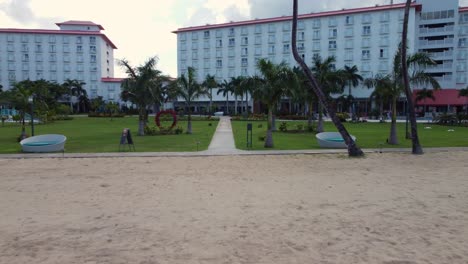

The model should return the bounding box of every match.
[279,122,288,132]
[336,112,350,122]
[175,126,184,134]
[296,124,304,131]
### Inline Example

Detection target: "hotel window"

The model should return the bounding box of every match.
[204,51,210,59]
[7,53,14,61]
[362,26,371,36]
[362,38,371,48]
[90,55,97,62]
[379,36,389,46]
[7,34,14,42]
[90,45,96,53]
[241,47,248,56]
[328,17,337,27]
[216,39,222,48]
[362,50,371,60]
[49,35,56,43]
[379,62,388,71]
[241,58,248,67]
[37,72,45,79]
[35,44,43,53]
[283,44,290,53]
[21,35,29,42]
[7,44,14,52]
[298,31,305,41]
[255,47,262,55]
[268,24,276,33]
[204,40,210,49]
[228,48,235,57]
[345,15,354,25]
[216,50,222,58]
[77,64,84,72]
[63,36,70,44]
[241,27,248,35]
[216,59,222,68]
[228,38,235,46]
[345,27,354,37]
[77,45,83,52]
[361,62,371,71]
[345,50,353,61]
[64,72,71,79]
[36,64,43,71]
[255,35,262,45]
[228,28,235,37]
[192,32,198,40]
[204,59,211,69]
[312,41,320,51]
[77,73,84,81]
[216,30,222,38]
[22,54,29,62]
[192,42,198,49]
[329,28,337,38]
[35,54,44,62]
[49,45,56,53]
[456,75,467,83]
[255,25,262,34]
[204,30,210,38]
[8,63,16,70]
[242,37,248,45]
[50,64,57,71]
[362,14,372,24]
[399,11,405,20]
[298,42,305,51]
[328,40,337,49]
[380,12,390,22]
[345,39,354,49]
[228,59,234,67]
[22,63,29,71]
[35,35,42,42]
[76,36,82,44]
[459,38,467,47]
[90,36,96,44]
[63,45,70,53]
[283,22,291,31]
[298,21,305,30]
[312,19,321,28]
[397,23,404,33]
[268,35,276,43]
[379,48,388,59]
[312,30,320,40]
[8,72,16,81]
[268,45,275,54]
[49,54,57,62]
[380,24,389,34]
[77,55,84,62]
[228,69,235,77]
[181,43,187,51]
[241,68,248,76]
[192,51,198,60]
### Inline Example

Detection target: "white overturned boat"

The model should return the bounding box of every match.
[20,134,67,153]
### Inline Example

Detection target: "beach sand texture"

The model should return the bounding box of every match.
[1,152,468,264]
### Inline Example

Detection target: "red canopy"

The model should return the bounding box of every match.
[413,89,467,106]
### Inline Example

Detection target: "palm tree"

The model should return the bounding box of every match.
[292,66,317,127]
[9,83,33,139]
[217,79,234,114]
[230,76,245,115]
[365,47,440,145]
[63,79,86,113]
[250,59,297,148]
[459,87,468,114]
[311,55,345,132]
[119,56,164,136]
[202,74,218,114]
[175,67,209,134]
[343,65,363,120]
[292,0,363,157]
[415,88,436,114]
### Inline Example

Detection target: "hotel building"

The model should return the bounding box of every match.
[0,20,122,102]
[173,0,468,113]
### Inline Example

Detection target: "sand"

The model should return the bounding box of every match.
[1,152,468,264]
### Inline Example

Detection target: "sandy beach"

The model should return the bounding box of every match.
[1,152,468,264]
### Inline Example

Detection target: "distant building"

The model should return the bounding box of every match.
[173,0,468,113]
[0,20,123,102]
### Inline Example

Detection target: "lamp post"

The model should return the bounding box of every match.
[28,96,34,136]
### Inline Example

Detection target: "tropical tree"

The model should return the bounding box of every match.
[175,67,209,134]
[202,74,218,114]
[62,79,86,113]
[90,96,105,112]
[105,101,120,121]
[364,47,440,145]
[415,88,436,114]
[310,55,345,132]
[249,59,297,148]
[217,79,234,114]
[459,87,468,114]
[342,65,363,120]
[292,0,363,157]
[8,83,33,139]
[292,66,317,127]
[119,56,165,136]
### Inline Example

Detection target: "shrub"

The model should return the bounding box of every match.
[335,112,350,122]
[258,135,266,141]
[88,112,125,118]
[279,122,288,132]
[258,124,263,128]
[307,124,316,133]
[175,126,184,134]
[296,124,304,131]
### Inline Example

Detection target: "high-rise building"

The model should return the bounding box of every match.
[0,20,123,102]
[173,0,468,113]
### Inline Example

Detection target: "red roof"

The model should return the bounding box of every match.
[413,89,468,106]
[56,20,105,30]
[0,28,117,49]
[173,2,422,33]
[460,6,468,12]
[101,77,124,83]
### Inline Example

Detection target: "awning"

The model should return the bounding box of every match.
[413,89,467,106]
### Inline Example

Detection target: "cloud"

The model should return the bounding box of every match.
[0,0,58,28]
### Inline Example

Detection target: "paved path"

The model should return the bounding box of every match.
[205,116,243,154]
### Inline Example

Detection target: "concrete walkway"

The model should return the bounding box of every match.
[205,116,243,154]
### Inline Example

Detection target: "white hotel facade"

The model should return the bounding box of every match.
[173,0,468,113]
[0,20,122,102]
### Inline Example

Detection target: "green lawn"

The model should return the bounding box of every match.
[232,120,468,150]
[0,117,218,153]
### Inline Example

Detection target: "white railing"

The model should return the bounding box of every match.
[419,26,454,34]
[419,38,454,46]
[428,50,453,59]
[425,63,453,70]
[434,75,453,82]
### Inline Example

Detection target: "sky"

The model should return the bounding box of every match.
[1,0,468,78]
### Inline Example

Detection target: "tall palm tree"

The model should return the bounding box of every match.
[230,76,245,115]
[9,83,33,139]
[415,88,436,114]
[250,59,297,148]
[202,74,218,114]
[217,79,234,114]
[292,66,317,127]
[175,67,209,134]
[343,65,363,120]
[63,79,86,113]
[292,0,363,157]
[459,87,468,114]
[311,55,345,132]
[365,47,440,145]
[119,56,164,136]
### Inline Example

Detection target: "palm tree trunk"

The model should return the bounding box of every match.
[388,97,399,145]
[187,106,193,134]
[209,88,213,114]
[317,103,324,132]
[138,107,145,136]
[307,101,314,127]
[402,0,423,154]
[291,0,363,157]
[226,94,229,115]
[264,106,274,148]
[234,95,238,115]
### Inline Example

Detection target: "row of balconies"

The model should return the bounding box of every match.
[419,25,454,35]
[419,38,454,47]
